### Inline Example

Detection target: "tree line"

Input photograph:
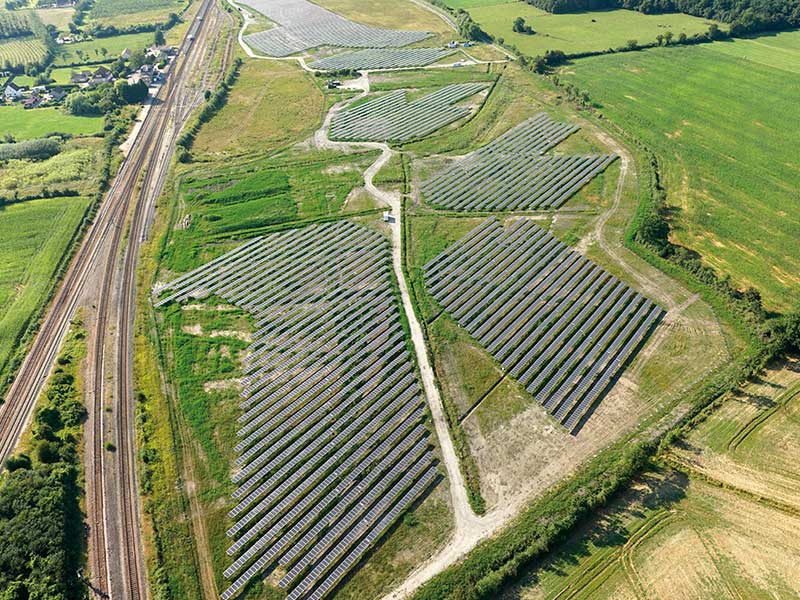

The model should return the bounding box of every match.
[525,0,800,34]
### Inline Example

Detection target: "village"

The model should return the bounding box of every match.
[2,42,177,110]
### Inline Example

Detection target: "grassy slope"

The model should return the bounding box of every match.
[0,196,90,391]
[562,33,800,310]
[469,5,717,55]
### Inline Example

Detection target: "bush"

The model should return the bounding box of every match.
[0,137,61,161]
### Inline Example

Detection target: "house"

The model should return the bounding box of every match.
[23,95,42,109]
[32,85,47,94]
[147,45,169,60]
[47,87,66,102]
[70,70,91,84]
[88,65,114,87]
[127,72,152,87]
[4,82,24,101]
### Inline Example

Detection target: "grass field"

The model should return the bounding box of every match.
[192,59,324,158]
[90,0,188,26]
[562,33,800,310]
[442,0,513,8]
[0,36,47,67]
[0,105,104,140]
[468,5,717,56]
[52,31,155,65]
[0,137,105,199]
[499,469,800,599]
[0,196,89,389]
[34,7,74,30]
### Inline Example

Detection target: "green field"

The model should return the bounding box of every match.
[0,36,47,67]
[0,196,90,387]
[562,33,800,310]
[33,7,74,30]
[53,31,154,66]
[442,0,513,8]
[468,5,717,56]
[90,0,189,27]
[0,105,104,140]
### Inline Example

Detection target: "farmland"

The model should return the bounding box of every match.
[90,0,187,20]
[0,36,47,68]
[0,105,104,140]
[467,5,718,56]
[562,34,800,310]
[0,196,90,392]
[500,357,800,599]
[33,7,75,30]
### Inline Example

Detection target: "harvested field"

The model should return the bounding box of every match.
[156,222,439,600]
[330,82,488,142]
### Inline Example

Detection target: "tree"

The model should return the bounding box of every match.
[100,47,108,59]
[678,31,687,43]
[655,33,664,45]
[707,23,723,39]
[117,80,148,104]
[513,16,535,34]
[626,39,639,50]
[664,30,674,44]
[129,49,147,70]
[154,27,166,46]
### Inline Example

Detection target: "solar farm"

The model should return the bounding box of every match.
[309,48,455,71]
[330,82,488,142]
[155,222,437,600]
[239,0,431,57]
[421,114,617,211]
[424,218,664,431]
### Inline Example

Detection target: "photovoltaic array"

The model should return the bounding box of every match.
[309,48,455,71]
[421,114,617,211]
[238,0,431,57]
[330,82,488,142]
[155,222,437,600]
[424,218,664,431]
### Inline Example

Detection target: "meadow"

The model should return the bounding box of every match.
[33,7,74,30]
[90,0,186,20]
[0,105,104,140]
[52,31,155,66]
[191,59,324,158]
[0,36,46,67]
[563,33,800,310]
[0,195,90,390]
[468,5,717,56]
[0,138,105,199]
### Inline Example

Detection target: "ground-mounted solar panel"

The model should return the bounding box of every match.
[309,47,456,71]
[421,114,618,211]
[155,221,438,600]
[424,217,664,431]
[238,0,431,57]
[329,82,489,142]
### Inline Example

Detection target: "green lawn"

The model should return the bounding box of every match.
[53,31,155,65]
[0,105,104,140]
[468,5,717,56]
[0,196,90,387]
[562,33,800,310]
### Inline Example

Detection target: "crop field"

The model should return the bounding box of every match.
[0,106,104,140]
[309,48,455,71]
[156,221,438,600]
[52,31,154,66]
[562,35,800,310]
[468,5,717,56]
[421,113,616,211]
[0,196,90,389]
[192,59,324,158]
[0,138,105,199]
[330,82,488,142]
[0,36,46,67]
[239,0,430,57]
[499,469,800,599]
[425,217,663,431]
[671,356,800,511]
